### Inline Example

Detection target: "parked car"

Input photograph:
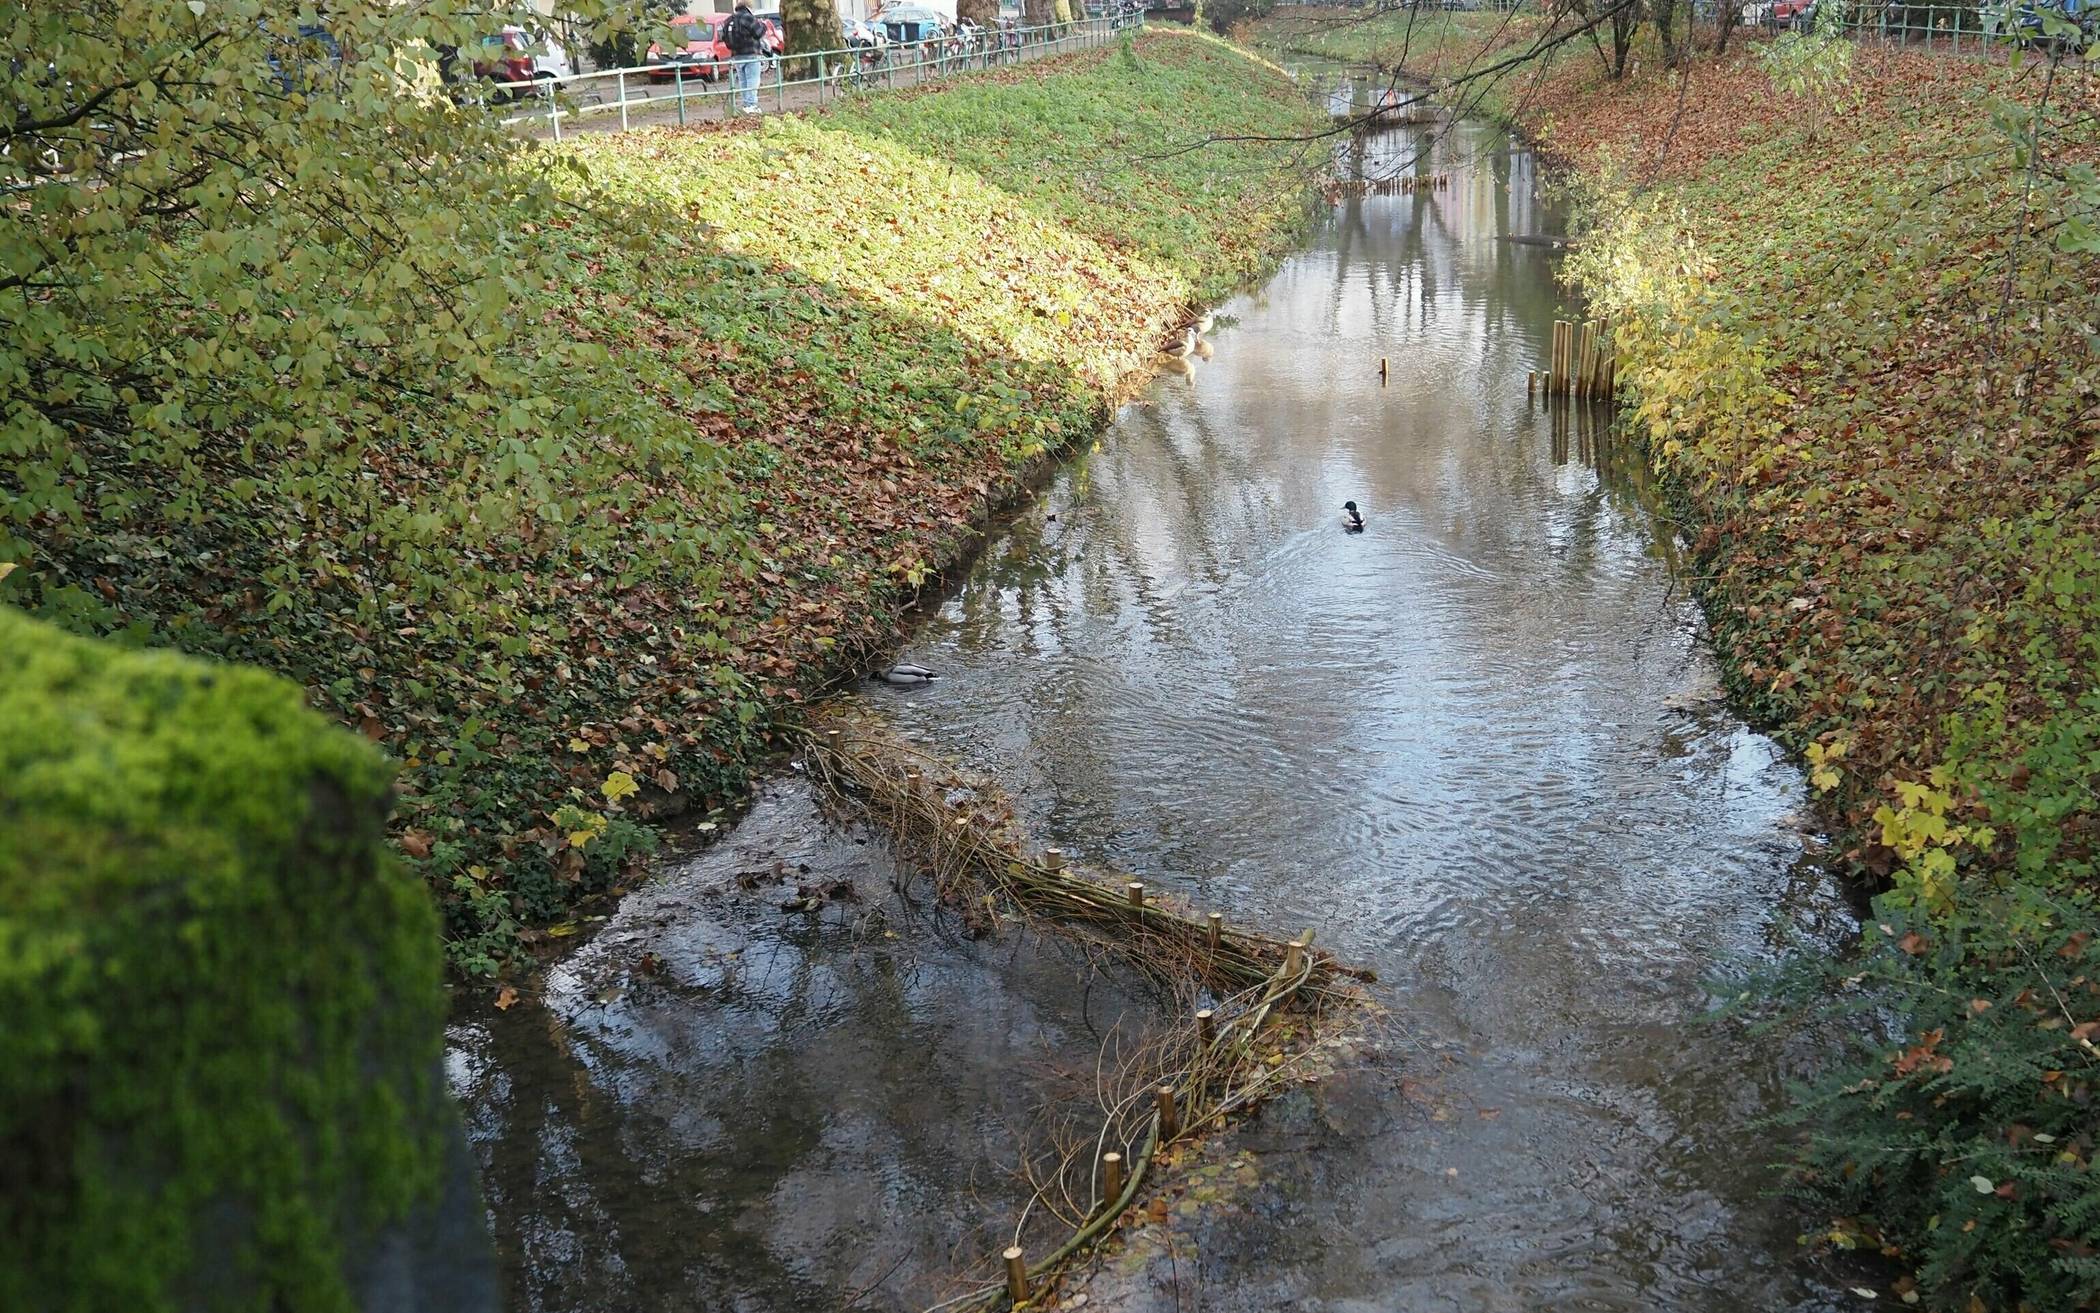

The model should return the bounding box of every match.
[843,16,890,48]
[876,4,949,45]
[1770,0,1815,25]
[496,25,574,87]
[749,10,789,56]
[646,13,730,80]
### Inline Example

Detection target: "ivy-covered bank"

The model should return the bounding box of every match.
[0,608,460,1312]
[1254,9,2100,1308]
[4,26,1320,975]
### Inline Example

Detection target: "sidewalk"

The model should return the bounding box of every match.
[508,24,1134,140]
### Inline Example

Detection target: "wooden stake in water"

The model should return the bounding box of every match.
[1043,847,1065,871]
[1156,1084,1180,1138]
[1206,912,1223,952]
[1004,1247,1028,1302]
[1197,1007,1216,1044]
[1126,881,1145,909]
[1102,1150,1124,1202]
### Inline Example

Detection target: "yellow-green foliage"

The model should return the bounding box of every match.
[0,607,446,1312]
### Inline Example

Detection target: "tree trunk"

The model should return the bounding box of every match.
[958,0,998,24]
[1609,4,1637,77]
[1713,0,1739,53]
[1653,0,1678,66]
[1024,0,1056,26]
[782,0,833,75]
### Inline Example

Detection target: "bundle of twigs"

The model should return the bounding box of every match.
[803,713,1367,1006]
[801,712,1373,1311]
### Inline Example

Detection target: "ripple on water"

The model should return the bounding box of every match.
[872,113,1855,1311]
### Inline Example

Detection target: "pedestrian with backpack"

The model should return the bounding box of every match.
[725,2,765,114]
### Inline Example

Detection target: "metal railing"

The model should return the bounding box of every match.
[1702,0,2080,49]
[493,12,1145,138]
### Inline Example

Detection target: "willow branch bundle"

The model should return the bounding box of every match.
[801,713,1373,1312]
[803,714,1369,1007]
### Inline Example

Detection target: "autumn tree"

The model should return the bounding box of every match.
[958,0,1000,29]
[1,0,714,662]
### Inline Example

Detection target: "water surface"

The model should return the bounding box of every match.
[454,113,1853,1313]
[869,115,1853,1312]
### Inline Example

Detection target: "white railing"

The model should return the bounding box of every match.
[492,11,1145,138]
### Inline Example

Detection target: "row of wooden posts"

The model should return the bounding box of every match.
[1529,317,1615,401]
[1001,848,1314,1309]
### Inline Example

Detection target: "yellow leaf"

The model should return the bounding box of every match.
[569,737,590,752]
[601,770,640,803]
[544,922,580,938]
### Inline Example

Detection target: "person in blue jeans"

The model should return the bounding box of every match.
[724,2,766,114]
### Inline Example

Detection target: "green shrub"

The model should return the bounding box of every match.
[1769,888,2100,1311]
[0,607,448,1312]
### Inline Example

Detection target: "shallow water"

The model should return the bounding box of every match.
[454,114,1855,1312]
[868,117,1855,1311]
[449,781,1167,1311]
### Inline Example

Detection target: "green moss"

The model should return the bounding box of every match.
[0,606,446,1313]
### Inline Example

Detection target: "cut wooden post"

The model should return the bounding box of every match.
[1379,356,1388,383]
[1527,370,1537,399]
[1125,880,1145,909]
[1043,847,1066,871]
[1156,1084,1180,1137]
[1102,1150,1124,1201]
[1004,1246,1028,1302]
[1197,1007,1216,1044]
[1283,934,1307,976]
[1206,912,1223,951]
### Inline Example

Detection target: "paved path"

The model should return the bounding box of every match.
[507,24,1131,140]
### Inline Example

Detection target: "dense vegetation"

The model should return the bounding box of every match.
[0,608,448,1312]
[3,9,1318,975]
[1251,7,2098,1307]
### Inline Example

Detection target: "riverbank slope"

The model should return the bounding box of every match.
[6,30,1322,973]
[1248,9,2098,1307]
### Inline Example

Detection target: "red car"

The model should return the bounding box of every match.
[1770,0,1816,24]
[646,13,731,81]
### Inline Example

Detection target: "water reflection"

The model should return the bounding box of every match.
[450,781,1163,1312]
[867,119,1854,1312]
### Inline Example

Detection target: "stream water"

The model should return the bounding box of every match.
[451,111,1856,1312]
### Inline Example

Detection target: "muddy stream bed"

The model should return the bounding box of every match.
[449,112,1859,1312]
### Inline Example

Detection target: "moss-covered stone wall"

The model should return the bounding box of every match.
[0,607,454,1312]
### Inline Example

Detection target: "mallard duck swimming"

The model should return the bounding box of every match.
[878,663,938,686]
[1342,501,1364,532]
